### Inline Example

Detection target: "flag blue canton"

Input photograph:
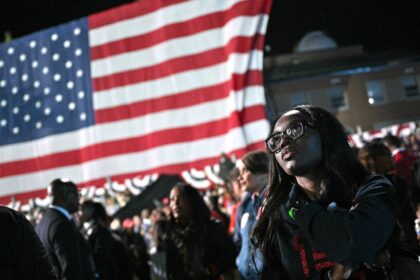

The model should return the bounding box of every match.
[0,18,94,146]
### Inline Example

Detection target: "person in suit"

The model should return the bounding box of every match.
[36,178,97,280]
[0,205,56,280]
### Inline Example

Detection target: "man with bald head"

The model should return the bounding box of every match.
[36,178,96,280]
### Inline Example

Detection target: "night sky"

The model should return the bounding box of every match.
[1,0,419,55]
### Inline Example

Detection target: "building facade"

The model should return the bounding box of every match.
[264,31,420,133]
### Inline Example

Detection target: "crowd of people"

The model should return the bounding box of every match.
[2,105,420,280]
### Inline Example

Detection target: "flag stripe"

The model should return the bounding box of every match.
[0,105,265,178]
[88,0,185,29]
[0,142,268,205]
[89,0,244,47]
[90,0,264,60]
[95,71,262,123]
[0,119,269,197]
[92,35,265,92]
[0,85,264,163]
[90,15,268,78]
[93,51,263,110]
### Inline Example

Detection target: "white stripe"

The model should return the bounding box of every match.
[182,171,212,189]
[0,119,269,196]
[91,15,268,78]
[244,116,270,143]
[94,50,264,110]
[0,85,265,163]
[89,0,244,47]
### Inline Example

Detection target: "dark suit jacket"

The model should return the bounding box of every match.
[36,208,96,280]
[86,223,114,280]
[83,223,135,280]
[0,206,56,280]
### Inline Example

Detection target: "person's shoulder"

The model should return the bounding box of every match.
[0,205,27,223]
[93,223,113,239]
[0,205,17,217]
[43,208,66,220]
[365,174,392,184]
[0,206,19,229]
[0,206,36,239]
[38,208,54,223]
[355,175,394,198]
[207,218,228,234]
[39,208,70,230]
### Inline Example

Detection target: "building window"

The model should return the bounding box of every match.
[329,86,347,110]
[401,75,419,97]
[290,93,307,107]
[366,81,385,105]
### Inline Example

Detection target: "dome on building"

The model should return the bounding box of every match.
[294,31,338,53]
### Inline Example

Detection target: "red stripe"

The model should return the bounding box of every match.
[90,1,265,60]
[0,189,48,205]
[88,0,186,29]
[299,245,310,277]
[95,70,262,123]
[0,106,266,178]
[92,35,265,92]
[0,143,260,205]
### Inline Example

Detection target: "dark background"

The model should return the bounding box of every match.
[1,0,419,55]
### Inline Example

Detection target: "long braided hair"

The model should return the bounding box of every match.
[251,105,367,277]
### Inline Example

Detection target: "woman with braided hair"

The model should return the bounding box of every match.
[252,105,396,279]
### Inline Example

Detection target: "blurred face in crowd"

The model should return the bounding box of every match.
[357,149,370,170]
[133,215,141,227]
[358,148,394,175]
[237,160,266,193]
[409,134,418,144]
[169,186,193,221]
[65,185,80,214]
[50,178,80,214]
[231,178,242,199]
[141,208,150,220]
[79,202,95,224]
[272,110,322,177]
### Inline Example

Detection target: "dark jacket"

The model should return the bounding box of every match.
[385,174,419,252]
[84,222,114,280]
[36,208,96,280]
[124,230,150,280]
[84,222,134,280]
[275,175,396,279]
[0,206,56,280]
[156,219,237,280]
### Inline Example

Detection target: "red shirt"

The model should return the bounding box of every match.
[228,201,240,235]
[392,148,418,185]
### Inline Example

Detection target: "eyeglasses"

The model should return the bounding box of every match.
[265,121,310,153]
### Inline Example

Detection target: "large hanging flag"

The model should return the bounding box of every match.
[0,0,271,203]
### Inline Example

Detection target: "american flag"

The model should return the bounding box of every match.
[0,0,271,203]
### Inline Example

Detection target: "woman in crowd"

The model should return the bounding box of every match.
[358,141,419,253]
[252,105,397,279]
[153,183,237,279]
[80,200,133,280]
[234,150,268,279]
